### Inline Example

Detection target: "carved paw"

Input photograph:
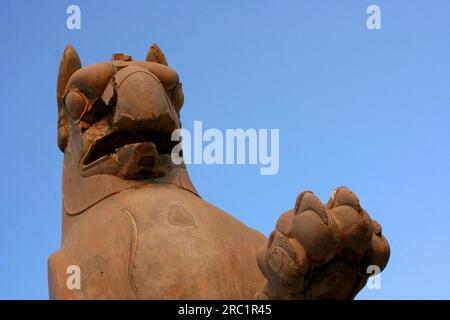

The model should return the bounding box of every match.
[256,187,390,300]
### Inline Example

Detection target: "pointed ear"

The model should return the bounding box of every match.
[57,45,81,151]
[146,43,184,112]
[146,43,168,66]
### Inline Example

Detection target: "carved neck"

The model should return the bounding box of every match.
[62,151,198,215]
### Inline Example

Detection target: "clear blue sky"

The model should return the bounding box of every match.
[1,0,449,299]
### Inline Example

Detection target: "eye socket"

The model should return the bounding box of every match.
[64,89,88,121]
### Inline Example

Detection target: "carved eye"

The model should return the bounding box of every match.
[64,89,88,121]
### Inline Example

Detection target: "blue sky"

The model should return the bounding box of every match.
[1,0,449,299]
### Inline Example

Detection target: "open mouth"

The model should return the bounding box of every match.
[82,130,177,166]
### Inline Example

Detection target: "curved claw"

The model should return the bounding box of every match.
[326,188,373,259]
[295,191,328,224]
[368,234,390,271]
[326,186,362,212]
[289,191,340,264]
[257,231,310,294]
[275,210,294,235]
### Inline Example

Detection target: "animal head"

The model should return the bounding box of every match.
[57,44,184,179]
[57,44,196,215]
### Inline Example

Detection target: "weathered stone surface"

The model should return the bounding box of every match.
[49,44,390,300]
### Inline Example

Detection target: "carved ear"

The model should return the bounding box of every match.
[146,43,184,113]
[57,45,81,151]
[146,43,168,66]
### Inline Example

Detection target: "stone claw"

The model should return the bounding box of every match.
[295,191,328,224]
[257,187,390,300]
[326,186,362,212]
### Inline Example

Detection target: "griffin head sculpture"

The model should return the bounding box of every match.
[48,43,390,300]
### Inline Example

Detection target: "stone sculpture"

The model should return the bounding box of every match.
[48,44,390,299]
